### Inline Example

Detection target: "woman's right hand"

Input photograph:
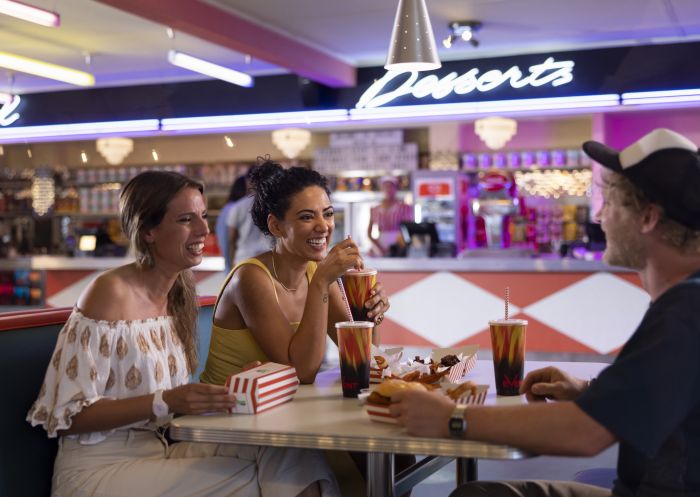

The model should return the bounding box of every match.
[163,383,236,415]
[316,238,363,286]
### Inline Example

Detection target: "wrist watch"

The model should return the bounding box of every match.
[448,404,468,438]
[152,389,170,420]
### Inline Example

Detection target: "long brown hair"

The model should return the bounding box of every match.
[120,170,204,372]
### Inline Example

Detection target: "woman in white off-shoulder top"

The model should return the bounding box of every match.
[26,171,339,497]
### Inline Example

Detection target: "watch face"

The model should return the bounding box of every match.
[449,417,466,438]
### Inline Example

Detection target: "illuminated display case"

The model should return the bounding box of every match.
[412,170,469,253]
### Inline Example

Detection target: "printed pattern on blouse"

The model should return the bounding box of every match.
[26,309,189,444]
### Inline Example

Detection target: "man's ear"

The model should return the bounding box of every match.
[640,204,661,234]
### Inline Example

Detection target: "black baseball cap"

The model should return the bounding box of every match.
[582,128,700,230]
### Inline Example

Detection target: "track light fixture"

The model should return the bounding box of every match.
[442,21,481,49]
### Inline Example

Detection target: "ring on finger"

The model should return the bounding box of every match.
[375,313,384,324]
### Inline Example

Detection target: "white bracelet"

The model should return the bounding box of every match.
[152,389,170,420]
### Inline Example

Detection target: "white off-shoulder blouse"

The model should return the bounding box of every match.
[26,308,190,444]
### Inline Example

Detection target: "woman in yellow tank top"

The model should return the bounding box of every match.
[201,160,390,386]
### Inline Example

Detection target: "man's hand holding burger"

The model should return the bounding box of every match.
[389,388,456,438]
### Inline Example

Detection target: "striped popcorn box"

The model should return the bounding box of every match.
[225,362,299,414]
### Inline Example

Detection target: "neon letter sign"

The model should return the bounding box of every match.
[356,57,574,109]
[0,95,21,126]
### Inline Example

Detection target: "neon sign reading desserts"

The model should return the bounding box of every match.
[0,95,21,126]
[356,57,574,109]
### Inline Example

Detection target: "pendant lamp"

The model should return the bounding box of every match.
[385,0,441,72]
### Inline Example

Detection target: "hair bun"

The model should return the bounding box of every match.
[248,159,283,190]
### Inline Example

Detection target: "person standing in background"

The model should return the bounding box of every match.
[367,176,413,257]
[226,168,270,272]
[216,175,247,274]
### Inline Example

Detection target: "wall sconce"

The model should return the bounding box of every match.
[443,21,482,49]
[272,128,311,159]
[474,117,517,150]
[385,0,441,71]
[96,137,134,165]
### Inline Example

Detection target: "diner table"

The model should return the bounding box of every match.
[170,359,609,497]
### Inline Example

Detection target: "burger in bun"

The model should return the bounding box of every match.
[366,379,427,406]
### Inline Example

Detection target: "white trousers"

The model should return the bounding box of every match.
[52,429,341,497]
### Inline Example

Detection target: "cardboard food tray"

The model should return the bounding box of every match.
[370,346,404,384]
[431,345,479,382]
[225,362,299,414]
[377,345,479,384]
[364,383,489,424]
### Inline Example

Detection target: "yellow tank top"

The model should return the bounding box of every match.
[200,258,317,385]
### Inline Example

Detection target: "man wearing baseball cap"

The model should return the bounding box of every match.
[390,128,700,496]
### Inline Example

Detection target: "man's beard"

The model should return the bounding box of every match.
[603,226,646,270]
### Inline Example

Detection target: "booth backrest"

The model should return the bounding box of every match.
[0,321,62,497]
[0,297,216,497]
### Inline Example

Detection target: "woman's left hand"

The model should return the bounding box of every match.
[365,281,390,325]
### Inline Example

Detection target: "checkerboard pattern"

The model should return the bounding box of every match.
[45,269,648,355]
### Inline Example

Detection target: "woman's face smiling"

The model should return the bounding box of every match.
[275,185,334,260]
[146,186,209,271]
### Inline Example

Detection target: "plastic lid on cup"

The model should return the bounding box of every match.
[488,319,528,325]
[335,321,375,328]
[344,268,377,276]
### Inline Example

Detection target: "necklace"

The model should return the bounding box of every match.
[271,252,298,292]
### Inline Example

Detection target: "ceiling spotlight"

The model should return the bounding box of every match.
[443,21,482,49]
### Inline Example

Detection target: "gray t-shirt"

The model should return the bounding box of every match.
[226,195,269,264]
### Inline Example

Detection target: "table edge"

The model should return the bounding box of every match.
[169,423,531,460]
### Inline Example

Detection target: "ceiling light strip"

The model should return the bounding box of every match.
[0,0,59,27]
[349,94,620,120]
[161,109,349,131]
[168,50,253,88]
[622,88,700,105]
[0,119,160,143]
[0,51,94,86]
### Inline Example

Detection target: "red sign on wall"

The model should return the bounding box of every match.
[417,181,452,197]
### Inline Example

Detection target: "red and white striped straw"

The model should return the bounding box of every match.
[505,286,510,320]
[337,277,354,322]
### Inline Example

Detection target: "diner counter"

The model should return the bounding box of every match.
[0,255,621,272]
[1,255,648,357]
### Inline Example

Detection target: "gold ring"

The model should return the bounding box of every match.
[375,314,384,324]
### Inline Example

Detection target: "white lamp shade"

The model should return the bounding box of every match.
[385,0,441,72]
